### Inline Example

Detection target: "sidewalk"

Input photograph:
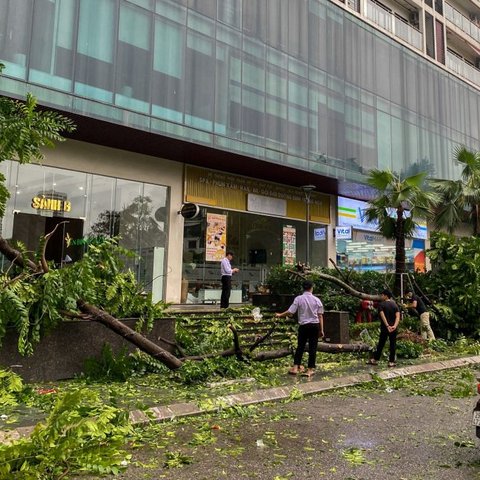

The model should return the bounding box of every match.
[129,355,480,425]
[3,355,480,444]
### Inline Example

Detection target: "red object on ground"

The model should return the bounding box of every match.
[36,388,57,395]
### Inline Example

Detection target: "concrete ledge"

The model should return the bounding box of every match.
[0,317,176,381]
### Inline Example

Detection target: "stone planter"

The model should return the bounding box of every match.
[252,294,295,311]
[0,317,175,382]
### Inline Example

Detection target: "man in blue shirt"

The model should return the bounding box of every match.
[276,280,324,377]
[220,251,239,308]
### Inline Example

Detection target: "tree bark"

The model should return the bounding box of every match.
[0,236,38,271]
[186,342,372,362]
[77,299,183,370]
[394,208,406,297]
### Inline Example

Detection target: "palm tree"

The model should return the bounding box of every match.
[432,146,480,236]
[365,170,439,295]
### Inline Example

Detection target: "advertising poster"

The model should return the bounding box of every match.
[206,213,227,261]
[282,225,296,266]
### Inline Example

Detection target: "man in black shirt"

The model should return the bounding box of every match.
[367,289,400,368]
[404,289,435,341]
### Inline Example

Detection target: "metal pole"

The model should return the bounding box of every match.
[301,185,316,267]
[306,196,310,266]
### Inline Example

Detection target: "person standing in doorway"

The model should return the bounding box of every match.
[220,251,239,309]
[404,289,435,341]
[275,280,324,377]
[367,289,400,368]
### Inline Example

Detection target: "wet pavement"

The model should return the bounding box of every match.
[98,377,480,480]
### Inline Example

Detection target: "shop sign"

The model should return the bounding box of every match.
[179,203,200,219]
[338,196,378,232]
[314,227,326,241]
[335,226,352,239]
[205,213,227,261]
[338,196,427,239]
[282,225,296,266]
[32,195,71,212]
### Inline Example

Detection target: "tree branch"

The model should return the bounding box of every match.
[40,221,69,273]
[288,268,383,301]
[228,324,244,360]
[0,236,38,271]
[77,300,182,370]
[248,321,278,353]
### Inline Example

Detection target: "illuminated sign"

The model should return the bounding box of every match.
[337,196,427,239]
[31,195,71,212]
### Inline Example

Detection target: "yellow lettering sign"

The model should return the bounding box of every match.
[31,195,72,212]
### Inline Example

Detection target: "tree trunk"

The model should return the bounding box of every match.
[77,300,183,370]
[190,342,372,362]
[394,210,406,297]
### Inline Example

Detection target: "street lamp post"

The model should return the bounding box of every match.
[301,185,316,266]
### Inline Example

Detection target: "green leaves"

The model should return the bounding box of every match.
[426,232,480,336]
[0,389,132,479]
[0,92,75,165]
[433,147,480,235]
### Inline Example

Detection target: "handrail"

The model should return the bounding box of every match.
[444,2,480,43]
[364,0,422,50]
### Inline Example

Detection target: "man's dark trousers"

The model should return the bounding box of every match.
[373,324,397,362]
[220,275,232,308]
[294,323,320,369]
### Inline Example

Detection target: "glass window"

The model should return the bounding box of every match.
[218,0,241,28]
[188,0,216,18]
[115,3,152,112]
[288,0,308,61]
[265,64,287,149]
[266,0,288,51]
[243,0,266,42]
[215,40,242,136]
[152,17,185,122]
[0,0,33,79]
[30,0,76,91]
[185,30,215,130]
[75,0,116,102]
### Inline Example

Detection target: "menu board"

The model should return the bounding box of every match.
[206,213,227,261]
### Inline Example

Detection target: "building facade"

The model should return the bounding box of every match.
[1,0,479,303]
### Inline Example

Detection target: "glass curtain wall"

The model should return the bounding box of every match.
[1,161,169,300]
[1,0,480,184]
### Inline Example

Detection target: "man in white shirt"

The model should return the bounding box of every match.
[220,251,239,308]
[276,280,324,377]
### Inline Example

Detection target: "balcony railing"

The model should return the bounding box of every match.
[364,0,422,51]
[446,49,480,86]
[365,0,393,33]
[394,16,423,50]
[445,2,480,44]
